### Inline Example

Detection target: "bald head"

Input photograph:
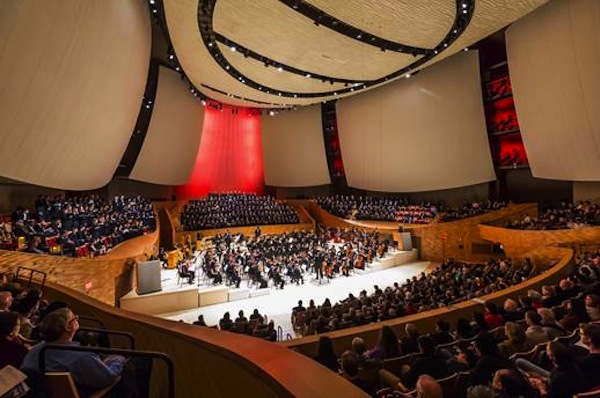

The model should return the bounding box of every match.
[416,375,443,398]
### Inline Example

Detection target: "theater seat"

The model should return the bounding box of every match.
[45,372,120,398]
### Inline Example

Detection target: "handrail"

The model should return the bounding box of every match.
[77,315,106,329]
[39,344,175,398]
[76,327,136,350]
[15,266,47,291]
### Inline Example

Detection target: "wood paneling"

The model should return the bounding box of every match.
[479,224,600,260]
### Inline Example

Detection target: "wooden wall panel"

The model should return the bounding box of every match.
[0,227,158,305]
[479,224,600,260]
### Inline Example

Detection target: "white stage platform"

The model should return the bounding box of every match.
[120,249,420,323]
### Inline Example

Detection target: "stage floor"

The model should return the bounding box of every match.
[157,259,430,338]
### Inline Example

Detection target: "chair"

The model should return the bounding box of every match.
[437,373,458,398]
[555,328,579,345]
[451,371,472,398]
[510,342,545,363]
[381,353,421,377]
[576,389,600,398]
[45,372,120,398]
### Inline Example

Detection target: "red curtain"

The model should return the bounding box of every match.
[176,105,264,198]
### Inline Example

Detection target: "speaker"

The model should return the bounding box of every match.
[400,232,413,251]
[137,260,162,295]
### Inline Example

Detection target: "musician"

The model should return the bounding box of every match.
[158,247,168,269]
[314,250,324,281]
[269,265,285,289]
[225,262,241,288]
[289,263,304,285]
[180,260,195,284]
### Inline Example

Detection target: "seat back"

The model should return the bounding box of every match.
[45,372,80,398]
[381,353,420,377]
[576,389,600,398]
[437,373,458,398]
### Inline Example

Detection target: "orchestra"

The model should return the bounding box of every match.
[169,226,394,291]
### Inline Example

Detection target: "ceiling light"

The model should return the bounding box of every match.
[305,73,311,78]
[201,100,206,106]
[277,67,283,72]
[462,3,467,8]
[405,74,411,78]
[208,42,213,47]
[463,9,467,14]
[230,46,236,52]
[356,33,362,39]
[168,54,174,60]
[464,47,469,51]
[225,65,230,70]
[149,0,155,3]
[443,43,448,47]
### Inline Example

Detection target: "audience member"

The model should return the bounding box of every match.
[22,308,126,396]
[0,311,28,369]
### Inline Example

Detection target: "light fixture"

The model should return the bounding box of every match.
[277,67,283,72]
[305,73,311,78]
[230,46,236,52]
[405,73,411,78]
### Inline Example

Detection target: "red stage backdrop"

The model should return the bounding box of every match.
[176,105,264,198]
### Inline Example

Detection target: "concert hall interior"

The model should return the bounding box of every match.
[2,0,600,397]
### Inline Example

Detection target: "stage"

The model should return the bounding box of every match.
[119,248,429,337]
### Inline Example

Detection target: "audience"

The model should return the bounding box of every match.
[3,194,155,257]
[181,193,300,230]
[316,195,507,224]
[508,201,600,230]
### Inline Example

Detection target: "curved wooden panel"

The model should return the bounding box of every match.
[479,224,600,260]
[0,226,158,305]
[20,280,369,398]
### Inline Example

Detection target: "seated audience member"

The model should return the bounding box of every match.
[313,336,339,372]
[0,291,13,311]
[484,302,504,330]
[430,319,454,346]
[579,323,600,390]
[467,385,496,398]
[471,333,514,386]
[559,298,590,332]
[585,294,600,321]
[400,323,420,355]
[219,312,234,332]
[502,299,523,322]
[365,326,401,361]
[491,368,539,398]
[498,322,534,358]
[0,311,29,369]
[537,308,566,340]
[192,315,207,327]
[455,318,476,339]
[401,336,452,389]
[525,341,587,398]
[249,309,264,325]
[21,308,126,396]
[235,310,248,323]
[541,285,561,308]
[415,374,443,398]
[340,350,376,397]
[524,310,549,346]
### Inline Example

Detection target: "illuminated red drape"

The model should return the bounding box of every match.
[176,106,264,198]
